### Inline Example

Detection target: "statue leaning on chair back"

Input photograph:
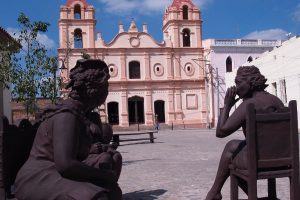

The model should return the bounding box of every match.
[205,65,284,200]
[14,59,123,200]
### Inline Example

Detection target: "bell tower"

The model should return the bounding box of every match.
[163,0,202,48]
[59,0,96,50]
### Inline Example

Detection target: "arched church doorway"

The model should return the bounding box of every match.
[107,102,119,125]
[128,96,144,124]
[154,100,165,123]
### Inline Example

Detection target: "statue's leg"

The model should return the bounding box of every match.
[98,152,113,170]
[107,185,122,200]
[112,152,122,180]
[91,192,109,200]
[205,140,243,200]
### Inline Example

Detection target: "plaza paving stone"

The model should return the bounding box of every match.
[118,129,291,200]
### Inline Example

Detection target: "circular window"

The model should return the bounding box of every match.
[153,63,164,77]
[129,37,140,47]
[184,63,195,76]
[108,64,118,77]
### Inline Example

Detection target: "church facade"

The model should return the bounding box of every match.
[58,0,209,128]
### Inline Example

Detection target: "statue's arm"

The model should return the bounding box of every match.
[216,87,245,138]
[52,112,117,185]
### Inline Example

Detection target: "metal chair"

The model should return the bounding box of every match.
[230,100,299,200]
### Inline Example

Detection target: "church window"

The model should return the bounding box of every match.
[182,29,191,47]
[247,56,253,62]
[74,4,81,19]
[226,56,232,72]
[74,29,83,48]
[129,61,141,79]
[183,5,189,20]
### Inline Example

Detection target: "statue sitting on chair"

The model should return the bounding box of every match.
[205,65,284,200]
[15,59,122,200]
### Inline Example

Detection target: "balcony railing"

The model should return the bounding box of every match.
[212,39,282,47]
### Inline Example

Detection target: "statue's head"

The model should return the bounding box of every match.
[66,59,110,107]
[235,65,268,98]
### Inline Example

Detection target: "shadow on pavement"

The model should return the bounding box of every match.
[123,189,167,200]
[123,158,159,166]
[120,141,164,146]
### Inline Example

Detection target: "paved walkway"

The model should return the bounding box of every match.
[118,129,290,200]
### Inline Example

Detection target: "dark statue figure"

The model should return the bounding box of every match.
[14,59,122,200]
[205,66,284,200]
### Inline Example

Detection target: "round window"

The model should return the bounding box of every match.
[108,64,118,77]
[153,63,164,77]
[184,63,195,76]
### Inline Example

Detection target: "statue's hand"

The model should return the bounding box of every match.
[224,86,239,108]
[90,142,103,154]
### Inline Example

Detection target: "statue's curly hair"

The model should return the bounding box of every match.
[236,65,268,91]
[66,59,110,101]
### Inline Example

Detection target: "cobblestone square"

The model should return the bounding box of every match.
[118,129,291,200]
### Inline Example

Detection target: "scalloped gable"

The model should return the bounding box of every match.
[66,0,88,7]
[106,32,165,48]
[171,0,196,8]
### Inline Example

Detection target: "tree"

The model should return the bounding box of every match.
[7,13,61,115]
[0,36,19,89]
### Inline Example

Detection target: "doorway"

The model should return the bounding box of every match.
[154,100,165,123]
[128,96,144,124]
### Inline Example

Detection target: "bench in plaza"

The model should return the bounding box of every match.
[112,130,158,146]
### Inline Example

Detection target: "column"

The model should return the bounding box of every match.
[120,90,129,127]
[195,26,202,47]
[88,25,95,48]
[145,88,153,125]
[174,53,181,80]
[167,53,173,80]
[120,51,127,81]
[144,52,151,80]
[81,8,85,19]
[168,89,175,125]
[175,88,183,121]
[173,27,179,47]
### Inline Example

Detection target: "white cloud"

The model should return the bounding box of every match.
[98,0,213,15]
[293,3,300,22]
[6,27,56,49]
[243,29,289,40]
[36,34,56,49]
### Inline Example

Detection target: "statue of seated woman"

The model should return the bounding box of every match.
[205,66,284,200]
[14,59,122,200]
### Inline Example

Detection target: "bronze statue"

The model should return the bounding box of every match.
[15,59,122,200]
[205,66,284,200]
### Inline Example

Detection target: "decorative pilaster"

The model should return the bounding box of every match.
[167,53,173,80]
[145,89,153,125]
[120,51,127,81]
[168,89,175,124]
[89,25,95,48]
[144,53,151,80]
[173,26,179,48]
[120,90,129,126]
[174,53,181,80]
[175,88,183,121]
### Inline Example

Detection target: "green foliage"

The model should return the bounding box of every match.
[0,43,14,89]
[81,51,91,59]
[1,13,61,115]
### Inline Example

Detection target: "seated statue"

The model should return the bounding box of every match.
[15,59,122,200]
[205,66,284,200]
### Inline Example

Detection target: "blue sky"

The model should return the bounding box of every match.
[1,0,300,51]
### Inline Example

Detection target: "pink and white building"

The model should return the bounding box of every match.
[58,0,209,128]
